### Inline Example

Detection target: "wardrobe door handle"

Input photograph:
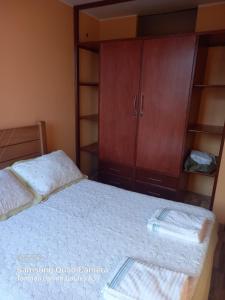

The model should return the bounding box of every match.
[140,94,144,116]
[133,95,138,116]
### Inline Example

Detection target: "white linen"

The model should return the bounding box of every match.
[147,208,209,243]
[11,150,84,197]
[103,257,188,300]
[0,169,37,220]
[0,179,215,300]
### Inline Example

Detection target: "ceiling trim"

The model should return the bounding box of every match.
[75,0,134,10]
[198,0,225,7]
[98,14,137,21]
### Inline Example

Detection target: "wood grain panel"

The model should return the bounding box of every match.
[99,160,133,178]
[98,172,133,190]
[136,168,179,188]
[136,35,196,177]
[0,140,41,162]
[99,40,142,167]
[0,122,47,169]
[0,126,39,147]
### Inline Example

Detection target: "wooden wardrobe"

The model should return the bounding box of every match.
[98,34,197,200]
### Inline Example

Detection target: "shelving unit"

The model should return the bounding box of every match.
[184,31,225,209]
[74,10,100,178]
[74,0,133,179]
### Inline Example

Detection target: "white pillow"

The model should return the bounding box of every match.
[0,169,37,221]
[11,150,84,198]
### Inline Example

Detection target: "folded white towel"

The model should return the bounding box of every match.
[102,257,189,300]
[148,208,209,243]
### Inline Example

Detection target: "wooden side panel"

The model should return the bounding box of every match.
[99,40,142,167]
[136,35,196,177]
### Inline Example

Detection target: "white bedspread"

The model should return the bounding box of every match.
[0,179,214,300]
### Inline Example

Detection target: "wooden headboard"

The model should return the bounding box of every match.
[0,121,47,169]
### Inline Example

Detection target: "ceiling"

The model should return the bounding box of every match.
[60,0,222,19]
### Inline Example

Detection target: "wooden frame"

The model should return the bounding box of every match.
[74,2,225,210]
[0,121,47,169]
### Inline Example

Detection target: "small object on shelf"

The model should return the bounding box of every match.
[184,150,217,175]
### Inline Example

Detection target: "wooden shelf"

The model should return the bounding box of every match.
[193,84,225,88]
[188,124,224,135]
[184,169,216,178]
[79,82,99,87]
[179,190,211,209]
[78,41,100,53]
[80,114,98,122]
[80,143,98,155]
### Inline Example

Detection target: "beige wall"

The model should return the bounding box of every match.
[0,0,75,159]
[100,15,137,40]
[79,12,137,42]
[196,2,225,223]
[196,2,225,32]
[79,12,99,42]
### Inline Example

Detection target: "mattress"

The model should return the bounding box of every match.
[0,179,217,300]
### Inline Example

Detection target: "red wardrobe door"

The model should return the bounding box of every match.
[136,35,196,177]
[99,41,142,167]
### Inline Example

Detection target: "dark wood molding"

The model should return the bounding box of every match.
[211,124,225,210]
[74,7,80,166]
[38,121,47,155]
[75,0,134,11]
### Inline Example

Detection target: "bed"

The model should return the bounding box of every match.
[0,122,218,300]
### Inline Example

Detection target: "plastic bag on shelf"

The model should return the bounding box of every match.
[184,150,217,174]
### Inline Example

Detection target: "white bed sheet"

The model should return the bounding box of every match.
[0,179,215,300]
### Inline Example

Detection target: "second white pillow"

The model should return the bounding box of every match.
[11,150,84,198]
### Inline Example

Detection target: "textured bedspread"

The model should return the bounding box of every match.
[0,179,215,300]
